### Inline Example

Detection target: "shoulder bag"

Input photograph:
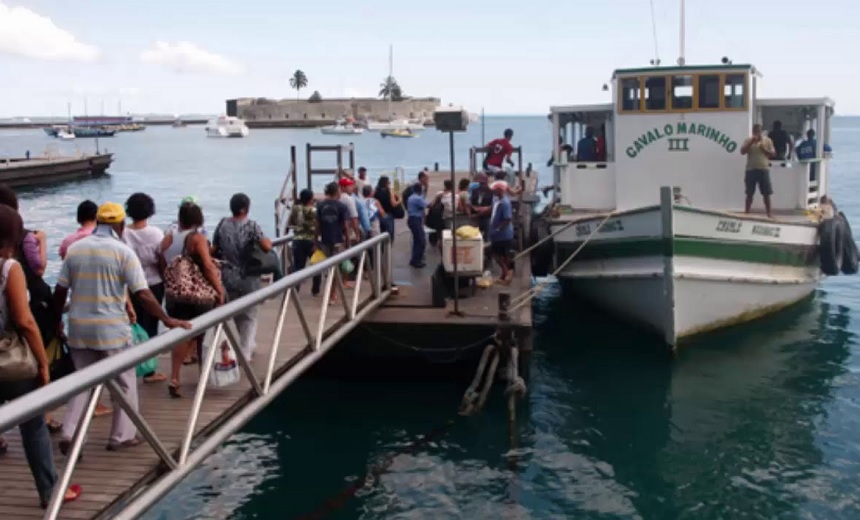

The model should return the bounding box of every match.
[0,259,38,381]
[163,232,221,306]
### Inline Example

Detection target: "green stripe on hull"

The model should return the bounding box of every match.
[558,237,819,267]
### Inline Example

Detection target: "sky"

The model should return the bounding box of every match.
[0,0,858,117]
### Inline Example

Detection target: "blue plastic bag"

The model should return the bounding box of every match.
[132,324,159,377]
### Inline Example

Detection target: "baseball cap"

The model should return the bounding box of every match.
[96,202,126,224]
[338,177,355,188]
[491,180,508,191]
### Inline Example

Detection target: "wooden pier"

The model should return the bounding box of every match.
[342,169,537,365]
[0,150,540,519]
[0,263,386,519]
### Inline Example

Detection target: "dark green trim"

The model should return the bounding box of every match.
[613,64,753,76]
[558,237,818,267]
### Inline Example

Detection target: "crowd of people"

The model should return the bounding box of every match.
[0,128,524,508]
[287,128,520,286]
[0,185,273,507]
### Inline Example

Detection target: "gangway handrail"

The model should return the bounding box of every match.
[0,233,391,520]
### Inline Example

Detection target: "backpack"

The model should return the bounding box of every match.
[17,231,57,344]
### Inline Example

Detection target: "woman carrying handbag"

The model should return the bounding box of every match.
[161,202,225,398]
[0,205,82,507]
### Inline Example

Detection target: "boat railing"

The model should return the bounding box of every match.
[0,232,392,519]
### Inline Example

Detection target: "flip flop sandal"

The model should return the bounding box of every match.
[40,484,83,509]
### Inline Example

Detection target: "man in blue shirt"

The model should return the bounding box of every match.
[576,127,598,162]
[489,182,514,284]
[406,183,429,268]
[796,129,832,181]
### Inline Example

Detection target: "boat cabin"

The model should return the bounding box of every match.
[550,64,834,213]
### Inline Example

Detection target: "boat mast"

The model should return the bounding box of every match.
[677,0,686,66]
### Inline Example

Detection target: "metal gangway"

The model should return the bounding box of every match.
[0,234,392,519]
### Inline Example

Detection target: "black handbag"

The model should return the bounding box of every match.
[47,337,75,381]
[243,241,281,277]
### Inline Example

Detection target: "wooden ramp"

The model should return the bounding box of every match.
[0,281,375,519]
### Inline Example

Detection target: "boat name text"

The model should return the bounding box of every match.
[714,220,781,238]
[751,224,781,238]
[576,219,625,237]
[715,220,742,233]
[626,122,739,158]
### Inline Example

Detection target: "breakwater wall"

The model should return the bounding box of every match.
[227,97,440,128]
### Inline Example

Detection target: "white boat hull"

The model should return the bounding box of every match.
[365,120,425,132]
[205,116,250,138]
[551,200,822,347]
[320,127,364,135]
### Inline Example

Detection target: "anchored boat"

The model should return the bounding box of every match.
[205,115,250,138]
[320,119,364,135]
[0,153,113,188]
[380,128,417,138]
[538,60,856,348]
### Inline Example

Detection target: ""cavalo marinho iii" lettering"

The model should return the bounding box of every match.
[626,122,739,158]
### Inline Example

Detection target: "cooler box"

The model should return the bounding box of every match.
[442,229,483,276]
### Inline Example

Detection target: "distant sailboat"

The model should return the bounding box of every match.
[365,45,424,132]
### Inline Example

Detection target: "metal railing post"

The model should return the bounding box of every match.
[45,384,104,520]
[179,324,223,465]
[263,289,292,394]
[104,379,177,470]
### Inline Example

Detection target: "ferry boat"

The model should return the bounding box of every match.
[542,60,853,348]
[205,116,250,138]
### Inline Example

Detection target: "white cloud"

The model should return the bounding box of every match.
[0,1,99,61]
[140,41,242,75]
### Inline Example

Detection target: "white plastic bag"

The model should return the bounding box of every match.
[209,343,241,388]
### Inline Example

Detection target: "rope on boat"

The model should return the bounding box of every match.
[509,211,617,313]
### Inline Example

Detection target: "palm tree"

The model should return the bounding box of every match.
[289,70,308,100]
[378,76,404,102]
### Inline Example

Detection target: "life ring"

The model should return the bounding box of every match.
[839,212,859,275]
[819,217,845,276]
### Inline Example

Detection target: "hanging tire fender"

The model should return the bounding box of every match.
[838,212,859,275]
[819,217,846,276]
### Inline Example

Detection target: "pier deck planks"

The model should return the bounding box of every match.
[0,284,368,519]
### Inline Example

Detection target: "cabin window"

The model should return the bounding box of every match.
[671,75,694,110]
[724,74,746,108]
[619,78,641,112]
[698,75,720,109]
[644,77,667,111]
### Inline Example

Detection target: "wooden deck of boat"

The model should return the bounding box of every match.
[0,284,368,519]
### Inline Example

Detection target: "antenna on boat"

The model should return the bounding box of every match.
[677,0,686,66]
[649,0,661,66]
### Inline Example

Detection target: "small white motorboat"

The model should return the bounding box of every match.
[320,120,364,135]
[57,129,75,140]
[205,116,250,138]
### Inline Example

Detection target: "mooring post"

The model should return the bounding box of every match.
[434,161,439,171]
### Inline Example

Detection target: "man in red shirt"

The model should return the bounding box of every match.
[483,128,515,173]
